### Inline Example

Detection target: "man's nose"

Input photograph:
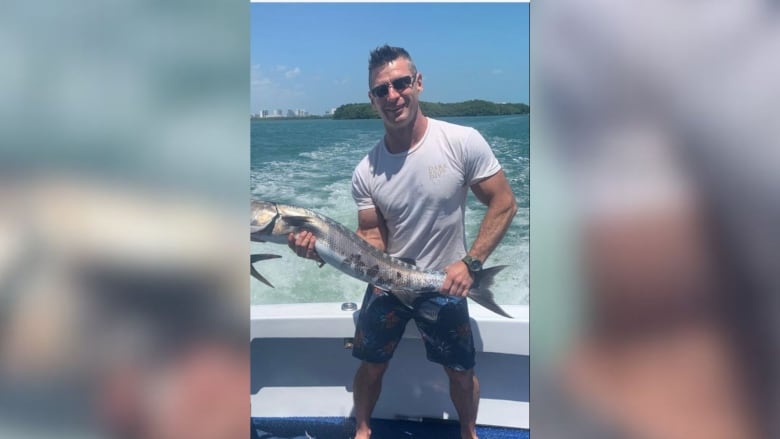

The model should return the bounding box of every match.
[386,84,401,99]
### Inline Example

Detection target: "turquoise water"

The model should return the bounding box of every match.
[250,115,529,306]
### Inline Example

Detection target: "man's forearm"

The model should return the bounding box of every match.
[356,207,388,252]
[356,227,386,252]
[468,195,517,262]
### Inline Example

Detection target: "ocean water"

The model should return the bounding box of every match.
[250,115,529,306]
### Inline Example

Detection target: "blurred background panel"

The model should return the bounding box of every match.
[0,0,249,437]
[4,0,780,437]
[532,1,779,438]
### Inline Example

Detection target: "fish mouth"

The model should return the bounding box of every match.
[251,201,280,242]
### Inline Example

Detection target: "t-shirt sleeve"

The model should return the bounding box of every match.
[464,128,502,185]
[351,157,375,211]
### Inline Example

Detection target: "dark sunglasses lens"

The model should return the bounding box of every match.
[372,84,389,98]
[393,76,413,90]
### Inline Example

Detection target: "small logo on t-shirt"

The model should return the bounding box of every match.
[428,164,447,181]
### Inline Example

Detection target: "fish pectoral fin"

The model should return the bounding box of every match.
[282,215,315,228]
[250,253,282,288]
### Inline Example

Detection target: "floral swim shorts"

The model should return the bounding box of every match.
[351,283,476,371]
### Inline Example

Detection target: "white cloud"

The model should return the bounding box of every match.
[492,68,504,75]
[250,64,272,87]
[250,64,306,112]
[285,67,301,79]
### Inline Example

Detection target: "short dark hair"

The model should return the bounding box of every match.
[368,44,417,76]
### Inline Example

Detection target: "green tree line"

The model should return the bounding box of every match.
[333,99,529,119]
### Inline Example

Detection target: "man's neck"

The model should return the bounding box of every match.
[384,114,428,154]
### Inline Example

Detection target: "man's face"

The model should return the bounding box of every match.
[368,58,423,129]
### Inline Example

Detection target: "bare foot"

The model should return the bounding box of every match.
[354,427,371,439]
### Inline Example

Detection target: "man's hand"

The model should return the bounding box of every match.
[287,231,324,265]
[440,260,473,297]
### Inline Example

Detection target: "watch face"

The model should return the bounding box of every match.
[464,256,482,271]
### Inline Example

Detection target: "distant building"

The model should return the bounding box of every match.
[254,108,312,118]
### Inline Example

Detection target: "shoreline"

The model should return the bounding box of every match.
[252,100,530,120]
[251,113,529,121]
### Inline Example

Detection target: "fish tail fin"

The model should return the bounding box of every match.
[250,253,282,288]
[468,265,513,318]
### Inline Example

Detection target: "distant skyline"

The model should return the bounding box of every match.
[250,3,529,115]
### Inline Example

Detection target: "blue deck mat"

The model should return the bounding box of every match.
[252,417,529,439]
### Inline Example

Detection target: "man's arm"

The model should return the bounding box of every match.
[356,207,387,252]
[441,170,518,296]
[467,169,518,262]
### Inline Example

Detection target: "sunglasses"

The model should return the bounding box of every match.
[370,75,416,98]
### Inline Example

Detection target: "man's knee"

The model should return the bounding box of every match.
[360,361,389,380]
[444,366,475,385]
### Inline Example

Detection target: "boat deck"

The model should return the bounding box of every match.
[251,304,530,437]
[252,417,530,439]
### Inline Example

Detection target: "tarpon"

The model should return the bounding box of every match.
[250,200,513,319]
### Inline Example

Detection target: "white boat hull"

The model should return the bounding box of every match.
[251,303,529,429]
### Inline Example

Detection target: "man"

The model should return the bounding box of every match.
[289,45,517,439]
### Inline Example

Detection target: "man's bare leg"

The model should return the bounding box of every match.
[445,367,480,439]
[353,361,389,439]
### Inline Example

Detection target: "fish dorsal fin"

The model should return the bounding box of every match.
[251,253,281,263]
[250,264,275,288]
[250,253,282,288]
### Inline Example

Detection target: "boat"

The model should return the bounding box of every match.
[251,301,529,438]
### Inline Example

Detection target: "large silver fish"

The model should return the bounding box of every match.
[250,200,513,318]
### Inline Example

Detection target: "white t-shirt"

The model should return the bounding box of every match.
[351,118,501,271]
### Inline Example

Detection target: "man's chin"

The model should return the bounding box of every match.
[383,108,411,125]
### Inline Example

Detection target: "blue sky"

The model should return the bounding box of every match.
[250,3,530,115]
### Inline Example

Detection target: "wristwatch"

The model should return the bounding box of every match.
[462,255,483,274]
